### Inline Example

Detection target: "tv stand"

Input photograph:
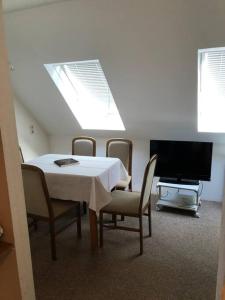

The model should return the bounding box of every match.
[159,177,199,185]
[156,181,201,217]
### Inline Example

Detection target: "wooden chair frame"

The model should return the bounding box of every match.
[99,154,157,255]
[72,136,96,156]
[22,164,81,260]
[72,136,96,214]
[19,146,24,163]
[106,138,133,191]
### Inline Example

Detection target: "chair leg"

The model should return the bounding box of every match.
[49,220,57,261]
[99,212,103,248]
[111,214,114,222]
[129,180,132,192]
[139,216,143,255]
[148,202,151,237]
[112,214,117,227]
[77,203,82,239]
[120,184,130,221]
[33,218,38,231]
[112,214,124,222]
[83,202,87,214]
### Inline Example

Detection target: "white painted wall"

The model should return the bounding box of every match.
[3,0,225,142]
[4,0,225,203]
[50,135,225,202]
[3,0,65,13]
[2,0,225,297]
[14,97,50,161]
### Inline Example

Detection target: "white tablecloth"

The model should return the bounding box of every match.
[27,154,128,213]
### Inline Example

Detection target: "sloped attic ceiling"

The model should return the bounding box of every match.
[2,0,67,13]
[3,0,225,140]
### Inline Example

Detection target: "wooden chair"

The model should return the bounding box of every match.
[106,138,133,191]
[72,136,96,214]
[19,148,39,229]
[21,164,81,260]
[99,154,157,255]
[72,136,96,156]
[19,146,24,163]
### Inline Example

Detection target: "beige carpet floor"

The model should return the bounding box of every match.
[30,200,221,300]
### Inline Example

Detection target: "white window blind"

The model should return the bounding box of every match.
[65,61,111,102]
[44,60,125,130]
[198,47,225,132]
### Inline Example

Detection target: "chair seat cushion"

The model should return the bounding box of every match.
[101,190,141,215]
[116,175,131,189]
[51,199,79,218]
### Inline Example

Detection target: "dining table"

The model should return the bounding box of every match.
[26,154,129,250]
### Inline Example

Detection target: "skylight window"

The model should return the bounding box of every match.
[198,47,225,132]
[44,60,125,130]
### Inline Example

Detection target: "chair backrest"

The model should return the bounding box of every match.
[21,164,53,218]
[106,138,133,175]
[72,136,96,156]
[139,154,157,213]
[19,146,24,163]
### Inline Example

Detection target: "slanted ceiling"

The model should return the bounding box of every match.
[3,0,225,140]
[2,0,67,13]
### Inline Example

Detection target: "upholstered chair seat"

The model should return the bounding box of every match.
[28,198,78,219]
[102,190,140,215]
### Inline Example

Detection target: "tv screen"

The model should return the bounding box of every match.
[150,140,213,183]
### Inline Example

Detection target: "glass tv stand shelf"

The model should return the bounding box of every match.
[156,181,201,218]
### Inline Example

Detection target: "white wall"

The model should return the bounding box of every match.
[3,0,225,141]
[50,135,225,202]
[4,0,225,202]
[2,1,225,297]
[14,97,50,161]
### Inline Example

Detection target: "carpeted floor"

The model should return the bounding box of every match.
[30,199,221,300]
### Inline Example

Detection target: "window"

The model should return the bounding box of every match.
[198,47,225,132]
[44,60,125,130]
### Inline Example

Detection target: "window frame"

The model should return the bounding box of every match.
[198,47,225,133]
[44,59,125,131]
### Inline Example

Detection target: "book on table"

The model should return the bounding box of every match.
[54,158,79,167]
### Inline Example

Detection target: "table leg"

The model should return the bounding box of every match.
[89,209,98,250]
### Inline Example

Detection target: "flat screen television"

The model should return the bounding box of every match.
[150,140,213,184]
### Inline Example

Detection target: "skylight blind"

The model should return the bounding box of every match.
[44,59,125,130]
[198,48,225,132]
[200,50,225,94]
[63,61,112,104]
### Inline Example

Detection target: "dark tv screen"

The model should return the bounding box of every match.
[150,140,213,182]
